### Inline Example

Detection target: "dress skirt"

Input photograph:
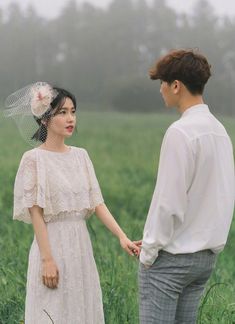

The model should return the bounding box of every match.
[24,211,105,324]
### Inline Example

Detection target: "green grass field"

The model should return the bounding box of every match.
[0,111,235,323]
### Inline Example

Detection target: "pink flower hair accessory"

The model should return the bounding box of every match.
[31,82,57,117]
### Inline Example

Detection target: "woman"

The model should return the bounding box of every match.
[5,82,140,323]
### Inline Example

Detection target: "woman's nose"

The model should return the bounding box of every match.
[67,112,75,120]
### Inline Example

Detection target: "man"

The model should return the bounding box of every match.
[139,49,235,324]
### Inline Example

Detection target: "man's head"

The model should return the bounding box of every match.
[150,49,211,109]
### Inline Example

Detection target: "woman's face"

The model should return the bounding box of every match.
[46,97,76,139]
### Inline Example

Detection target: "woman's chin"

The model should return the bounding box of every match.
[64,132,73,138]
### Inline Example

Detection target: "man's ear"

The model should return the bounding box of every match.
[171,80,181,94]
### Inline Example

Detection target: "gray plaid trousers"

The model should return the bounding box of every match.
[138,250,216,324]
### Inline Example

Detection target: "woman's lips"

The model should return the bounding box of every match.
[66,126,74,132]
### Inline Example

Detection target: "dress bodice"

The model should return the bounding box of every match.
[13,146,104,223]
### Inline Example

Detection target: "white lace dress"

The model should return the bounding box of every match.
[14,146,105,324]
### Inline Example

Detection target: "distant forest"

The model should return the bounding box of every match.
[1,0,235,115]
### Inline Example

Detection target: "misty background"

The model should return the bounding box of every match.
[1,0,235,115]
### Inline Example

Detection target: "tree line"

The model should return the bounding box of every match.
[0,0,235,115]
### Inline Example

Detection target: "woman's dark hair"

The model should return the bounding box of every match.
[31,87,77,142]
[149,49,211,95]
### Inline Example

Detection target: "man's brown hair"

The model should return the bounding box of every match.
[149,49,211,95]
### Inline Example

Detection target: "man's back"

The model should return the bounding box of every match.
[164,104,235,253]
[139,48,235,324]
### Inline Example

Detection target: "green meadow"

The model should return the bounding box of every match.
[0,111,234,323]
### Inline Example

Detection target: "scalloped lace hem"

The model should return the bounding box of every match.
[13,200,104,224]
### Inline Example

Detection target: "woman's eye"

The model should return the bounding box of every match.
[59,110,66,114]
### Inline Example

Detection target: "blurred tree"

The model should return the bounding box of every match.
[213,17,235,115]
[134,0,152,74]
[147,0,178,57]
[190,0,232,114]
[103,0,139,78]
[111,77,164,113]
[190,0,220,58]
[0,0,235,115]
[0,3,26,93]
[50,0,80,89]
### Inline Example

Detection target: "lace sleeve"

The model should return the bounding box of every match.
[13,150,45,223]
[82,149,104,214]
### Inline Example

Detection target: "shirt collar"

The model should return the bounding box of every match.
[181,104,210,118]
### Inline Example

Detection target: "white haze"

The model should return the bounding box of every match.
[1,0,235,19]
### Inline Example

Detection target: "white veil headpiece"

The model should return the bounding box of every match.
[4,82,58,146]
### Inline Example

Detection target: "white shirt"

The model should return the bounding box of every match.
[140,104,235,266]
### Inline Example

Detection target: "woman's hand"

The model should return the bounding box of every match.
[94,204,142,257]
[133,240,142,249]
[119,235,141,257]
[42,258,59,289]
[29,206,59,289]
[132,240,142,257]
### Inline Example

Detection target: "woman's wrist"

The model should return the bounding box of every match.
[118,232,127,241]
[41,255,53,263]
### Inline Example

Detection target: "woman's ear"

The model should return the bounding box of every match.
[41,119,48,126]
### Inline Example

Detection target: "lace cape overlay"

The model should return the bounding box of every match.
[14,147,104,223]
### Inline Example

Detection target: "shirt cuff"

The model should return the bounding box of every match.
[140,247,159,267]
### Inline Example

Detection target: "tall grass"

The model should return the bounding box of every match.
[0,111,234,323]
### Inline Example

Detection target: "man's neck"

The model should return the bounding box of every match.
[177,95,204,114]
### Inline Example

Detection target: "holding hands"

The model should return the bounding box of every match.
[119,235,142,257]
[95,203,142,258]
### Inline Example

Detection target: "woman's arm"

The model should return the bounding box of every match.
[95,203,141,256]
[29,205,59,289]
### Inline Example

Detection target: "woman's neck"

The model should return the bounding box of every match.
[40,139,69,152]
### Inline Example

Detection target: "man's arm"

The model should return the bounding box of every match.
[140,127,194,266]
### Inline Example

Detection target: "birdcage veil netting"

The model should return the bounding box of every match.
[4,82,58,146]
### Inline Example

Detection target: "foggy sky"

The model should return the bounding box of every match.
[1,0,235,19]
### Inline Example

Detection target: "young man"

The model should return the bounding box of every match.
[139,49,235,324]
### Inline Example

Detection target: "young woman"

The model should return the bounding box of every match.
[5,82,140,323]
